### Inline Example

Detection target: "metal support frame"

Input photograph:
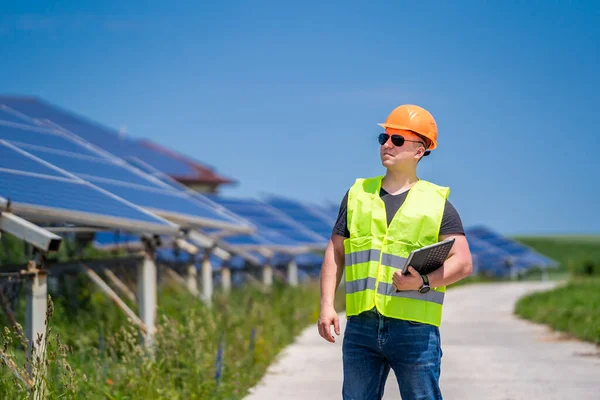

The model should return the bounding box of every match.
[163,266,200,298]
[173,238,201,296]
[185,263,199,295]
[103,268,136,302]
[542,269,549,281]
[83,265,147,334]
[221,263,231,293]
[257,249,274,289]
[244,271,264,290]
[0,210,61,253]
[273,268,287,283]
[263,261,273,288]
[138,241,157,350]
[84,237,157,351]
[188,229,261,266]
[174,238,199,256]
[201,249,213,306]
[188,230,230,260]
[24,255,47,381]
[287,259,299,287]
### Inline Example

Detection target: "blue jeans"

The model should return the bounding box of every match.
[342,308,443,400]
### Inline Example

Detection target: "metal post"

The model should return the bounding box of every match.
[0,212,61,395]
[221,264,231,293]
[201,249,213,306]
[287,259,298,287]
[24,256,47,397]
[173,239,200,295]
[263,263,273,288]
[186,263,199,295]
[138,246,157,350]
[542,269,549,281]
[25,266,47,366]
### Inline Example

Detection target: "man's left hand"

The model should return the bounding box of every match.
[392,266,423,291]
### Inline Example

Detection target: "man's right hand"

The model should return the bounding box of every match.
[317,306,340,343]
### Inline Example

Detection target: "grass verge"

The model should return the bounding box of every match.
[514,278,600,345]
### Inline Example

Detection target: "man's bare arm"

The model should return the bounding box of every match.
[426,233,473,288]
[320,234,345,308]
[318,234,345,343]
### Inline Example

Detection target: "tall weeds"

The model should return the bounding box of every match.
[0,280,344,399]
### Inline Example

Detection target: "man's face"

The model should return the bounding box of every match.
[379,129,426,168]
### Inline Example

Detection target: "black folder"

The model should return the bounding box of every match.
[402,237,456,276]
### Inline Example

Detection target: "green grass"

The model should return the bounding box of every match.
[514,278,600,345]
[511,235,600,345]
[0,279,346,399]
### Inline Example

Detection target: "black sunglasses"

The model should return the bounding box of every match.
[378,133,426,147]
[378,133,431,156]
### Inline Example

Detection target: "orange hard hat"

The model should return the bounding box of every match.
[378,104,438,150]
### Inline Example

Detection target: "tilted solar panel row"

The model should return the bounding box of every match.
[0,120,251,233]
[0,137,177,235]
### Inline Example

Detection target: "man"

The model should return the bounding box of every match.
[318,104,473,400]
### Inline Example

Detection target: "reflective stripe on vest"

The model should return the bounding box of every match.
[345,250,406,270]
[346,278,444,304]
[344,177,450,327]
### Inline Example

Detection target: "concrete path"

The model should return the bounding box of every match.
[245,282,600,400]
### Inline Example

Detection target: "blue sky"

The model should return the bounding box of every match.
[1,1,599,235]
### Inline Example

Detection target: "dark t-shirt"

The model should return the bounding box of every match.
[332,187,465,238]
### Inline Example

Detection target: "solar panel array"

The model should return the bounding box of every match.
[465,226,558,276]
[1,99,310,246]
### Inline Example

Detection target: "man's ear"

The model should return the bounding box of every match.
[415,146,425,159]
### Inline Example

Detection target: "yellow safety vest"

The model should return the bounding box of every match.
[344,176,449,326]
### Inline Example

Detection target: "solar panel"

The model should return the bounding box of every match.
[295,253,324,267]
[206,195,327,249]
[0,107,37,126]
[93,231,142,250]
[0,122,99,156]
[316,204,338,226]
[0,141,178,235]
[263,195,336,240]
[128,142,200,178]
[464,234,513,276]
[0,98,201,179]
